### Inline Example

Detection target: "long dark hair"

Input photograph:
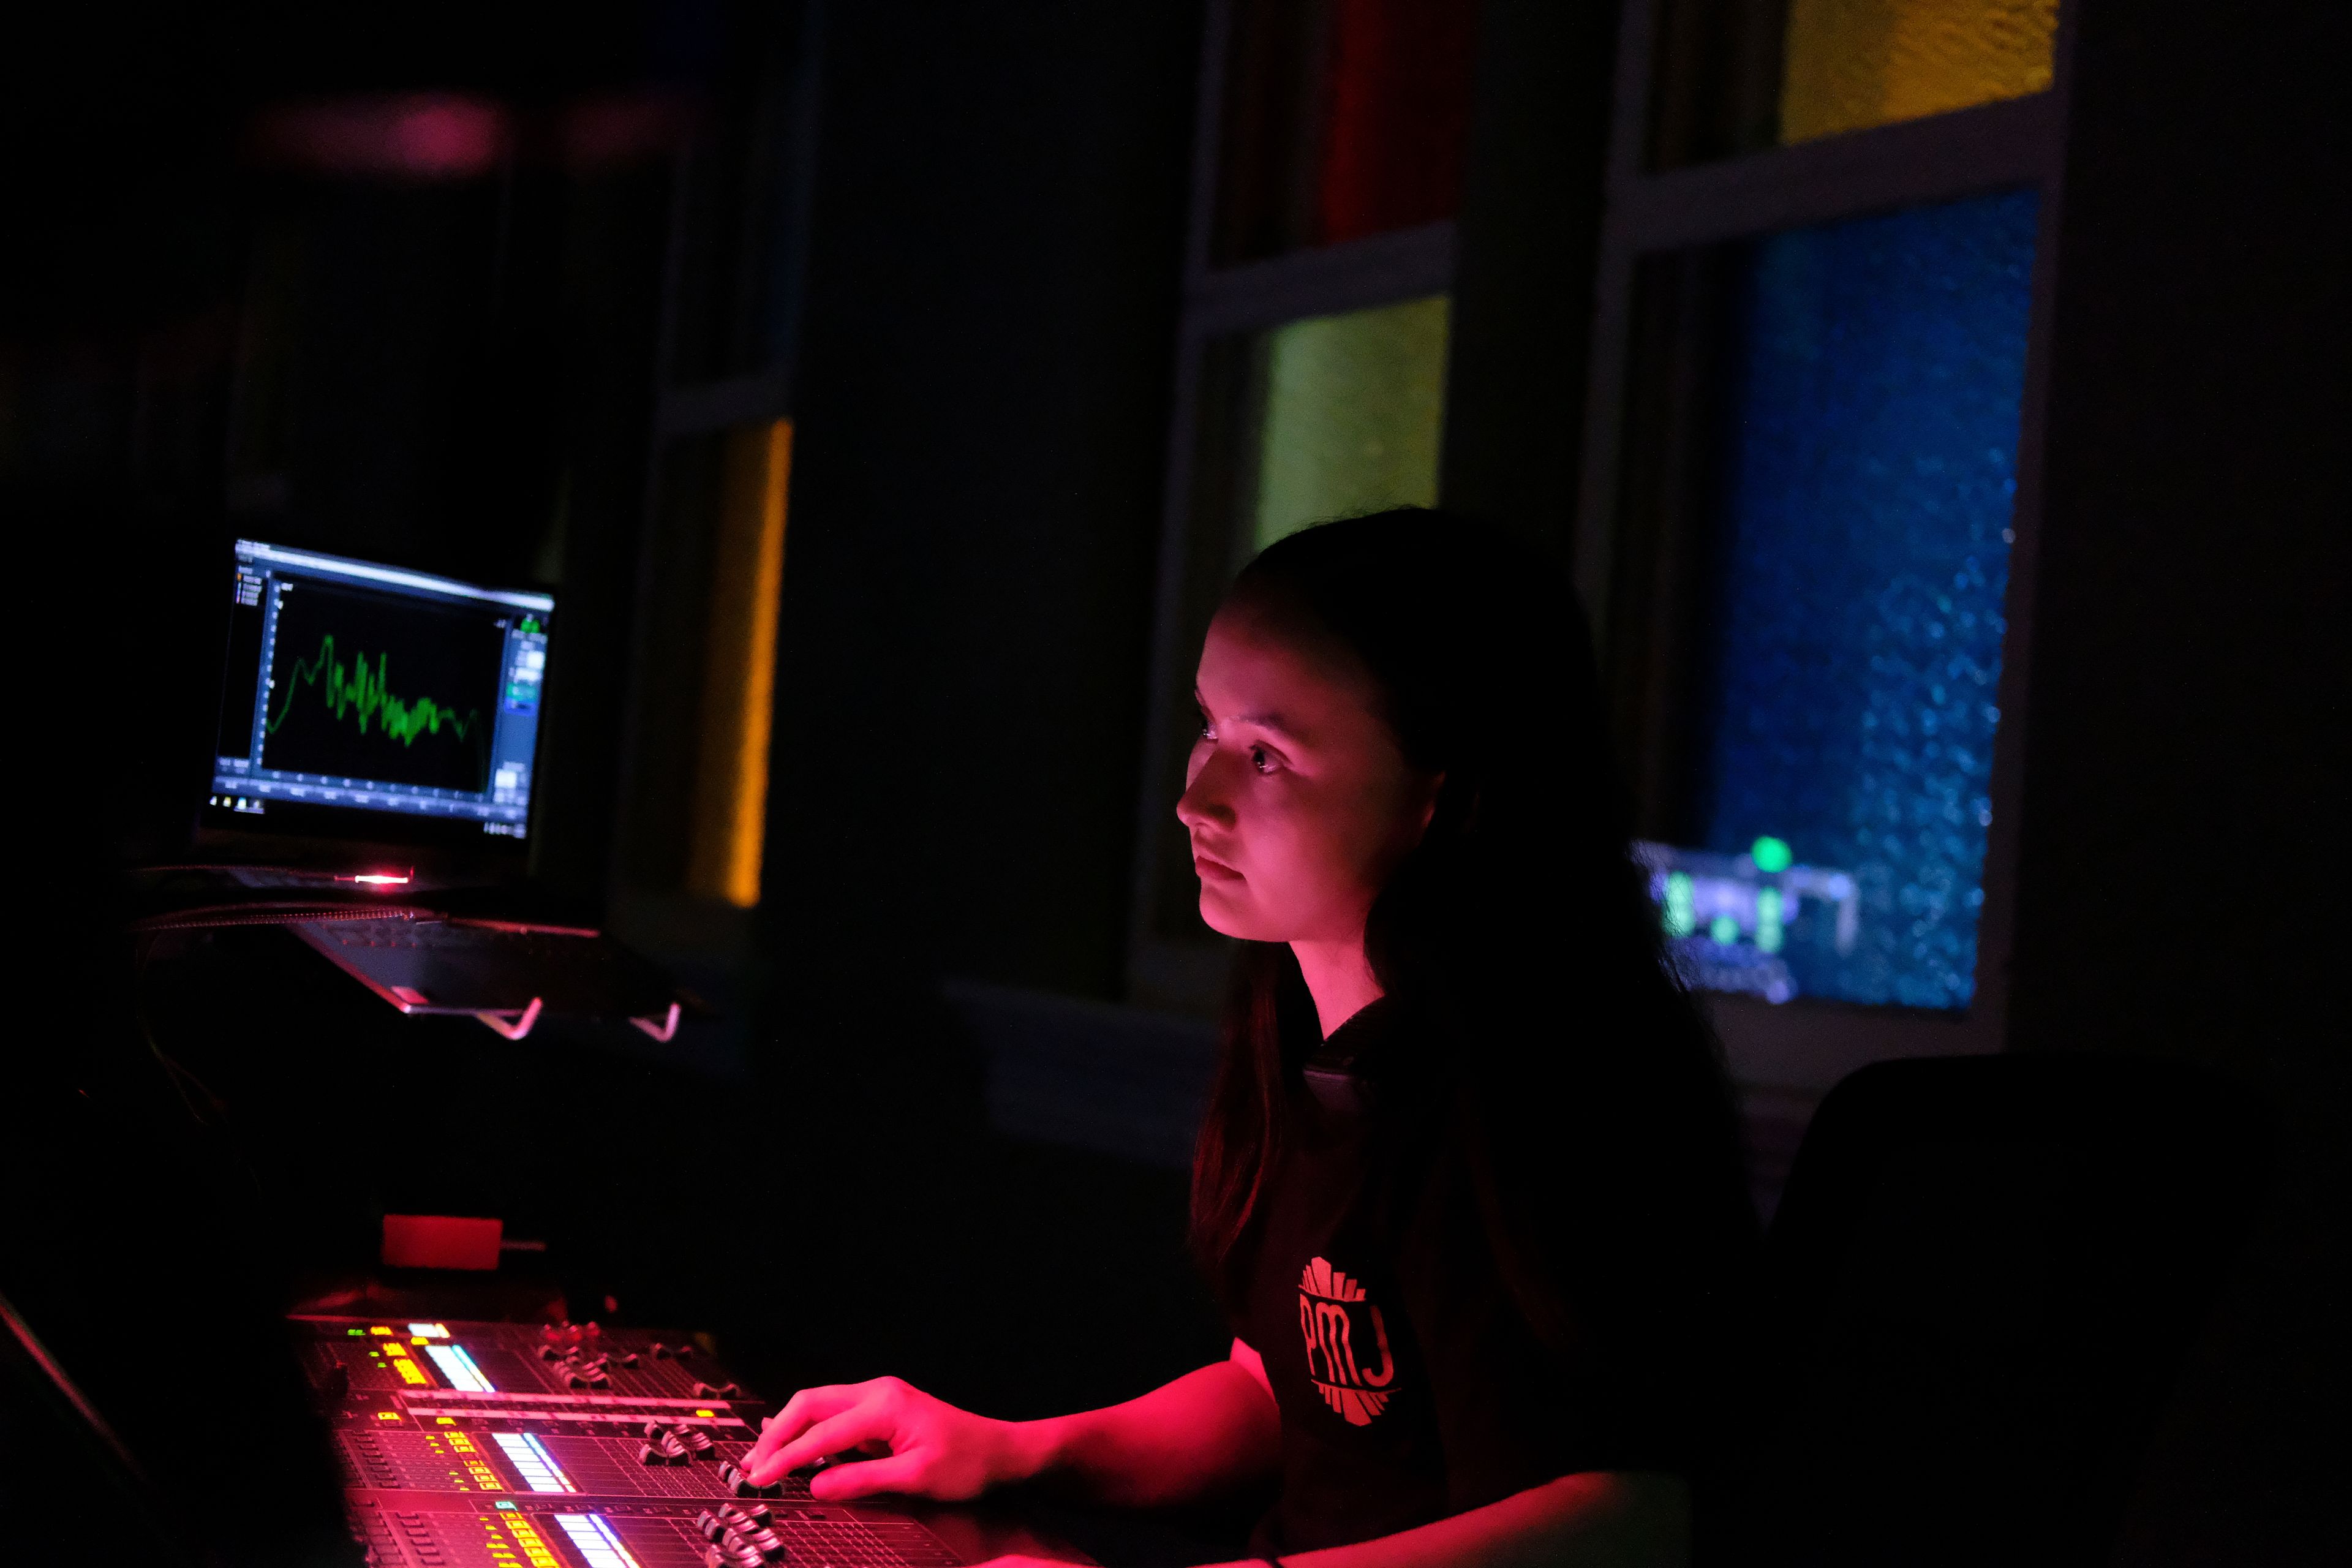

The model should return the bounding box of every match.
[1188,508,1755,1366]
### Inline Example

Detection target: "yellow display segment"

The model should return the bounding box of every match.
[503,1515,561,1568]
[393,1357,430,1386]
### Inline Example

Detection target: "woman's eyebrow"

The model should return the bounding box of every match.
[1192,691,1302,742]
[1231,711,1303,742]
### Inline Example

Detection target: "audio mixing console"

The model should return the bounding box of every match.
[298,1317,978,1568]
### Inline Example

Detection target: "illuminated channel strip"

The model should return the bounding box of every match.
[408,1322,451,1339]
[491,1431,576,1492]
[424,1344,494,1392]
[399,1406,747,1428]
[553,1514,644,1568]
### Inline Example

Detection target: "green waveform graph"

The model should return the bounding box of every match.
[265,634,483,751]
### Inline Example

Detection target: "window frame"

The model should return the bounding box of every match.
[611,0,824,941]
[1577,0,2079,1091]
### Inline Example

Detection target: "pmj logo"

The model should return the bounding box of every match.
[1297,1256,1396,1426]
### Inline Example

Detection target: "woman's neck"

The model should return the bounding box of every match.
[1290,937,1385,1040]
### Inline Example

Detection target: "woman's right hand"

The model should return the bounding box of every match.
[739,1376,1042,1501]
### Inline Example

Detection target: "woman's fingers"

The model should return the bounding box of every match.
[762,1400,901,1481]
[742,1384,869,1481]
[804,1449,934,1501]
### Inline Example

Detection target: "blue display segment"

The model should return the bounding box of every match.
[1685,187,2038,1010]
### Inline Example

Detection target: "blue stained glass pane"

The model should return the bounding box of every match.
[1689,187,2037,1011]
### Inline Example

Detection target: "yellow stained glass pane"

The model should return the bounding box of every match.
[685,418,791,909]
[1253,295,1450,552]
[1781,0,2058,145]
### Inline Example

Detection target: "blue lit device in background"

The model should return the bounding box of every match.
[1642,188,2038,1011]
[1638,837,1858,1006]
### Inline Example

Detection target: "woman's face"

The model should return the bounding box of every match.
[1177,607,1440,945]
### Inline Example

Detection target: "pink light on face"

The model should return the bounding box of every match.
[251,95,509,181]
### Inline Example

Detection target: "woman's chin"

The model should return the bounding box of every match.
[1195,889,1264,941]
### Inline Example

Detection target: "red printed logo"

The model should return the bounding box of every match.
[1297,1257,1396,1426]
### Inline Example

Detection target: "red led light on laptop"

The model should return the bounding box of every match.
[337,869,413,887]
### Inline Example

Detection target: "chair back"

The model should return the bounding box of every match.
[1723,1053,2267,1566]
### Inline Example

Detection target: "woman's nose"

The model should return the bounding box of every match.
[1176,748,1235,831]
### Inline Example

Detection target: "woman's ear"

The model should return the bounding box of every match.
[1417,771,1448,840]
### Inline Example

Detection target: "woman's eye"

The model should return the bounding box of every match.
[1250,745,1276,774]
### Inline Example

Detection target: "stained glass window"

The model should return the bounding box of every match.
[1651,187,2038,1011]
[1780,0,2059,144]
[626,419,792,908]
[1251,294,1450,550]
[1213,0,1480,262]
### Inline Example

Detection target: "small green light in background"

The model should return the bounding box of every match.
[1663,872,1697,938]
[1709,913,1741,946]
[1752,835,1793,873]
[1756,887,1785,953]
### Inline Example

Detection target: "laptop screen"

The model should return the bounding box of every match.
[206,539,556,845]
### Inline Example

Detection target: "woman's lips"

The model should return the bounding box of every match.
[1193,851,1244,882]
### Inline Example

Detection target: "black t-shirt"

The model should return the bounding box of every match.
[1235,998,1707,1556]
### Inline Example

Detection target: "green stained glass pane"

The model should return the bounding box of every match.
[1252,295,1450,552]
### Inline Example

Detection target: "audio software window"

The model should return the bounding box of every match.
[210,540,554,835]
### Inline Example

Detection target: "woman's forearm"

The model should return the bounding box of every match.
[1003,1359,1281,1507]
[1220,1471,1689,1568]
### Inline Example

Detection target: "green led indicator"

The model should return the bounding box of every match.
[1663,872,1697,938]
[346,1327,364,1336]
[1709,913,1741,946]
[1756,887,1785,954]
[1752,836,1793,873]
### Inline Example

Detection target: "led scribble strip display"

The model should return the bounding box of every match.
[424,1344,494,1392]
[555,1514,646,1568]
[492,1431,576,1493]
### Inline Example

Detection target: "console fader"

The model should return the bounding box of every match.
[300,1317,967,1568]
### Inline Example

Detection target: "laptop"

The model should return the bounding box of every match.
[187,537,678,1037]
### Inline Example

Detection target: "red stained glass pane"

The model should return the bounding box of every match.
[1314,0,1479,246]
[1212,0,1480,265]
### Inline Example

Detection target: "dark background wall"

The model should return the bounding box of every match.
[766,2,1201,1009]
[2007,3,2348,1558]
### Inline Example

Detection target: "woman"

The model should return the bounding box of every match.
[743,510,1756,1566]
